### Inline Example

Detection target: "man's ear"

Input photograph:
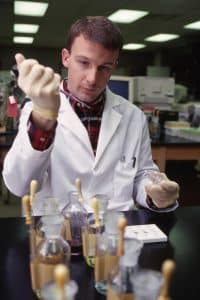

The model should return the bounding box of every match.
[62,48,70,68]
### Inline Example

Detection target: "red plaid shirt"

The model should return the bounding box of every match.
[28,80,105,154]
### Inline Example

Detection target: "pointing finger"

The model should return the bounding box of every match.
[15,53,25,67]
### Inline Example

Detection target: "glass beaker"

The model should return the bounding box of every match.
[62,191,88,255]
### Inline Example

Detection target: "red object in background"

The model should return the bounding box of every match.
[7,96,18,117]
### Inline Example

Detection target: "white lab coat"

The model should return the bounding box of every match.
[3,87,160,214]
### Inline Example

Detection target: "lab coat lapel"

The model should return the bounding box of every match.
[94,90,122,166]
[59,93,93,155]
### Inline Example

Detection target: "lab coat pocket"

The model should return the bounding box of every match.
[114,160,137,201]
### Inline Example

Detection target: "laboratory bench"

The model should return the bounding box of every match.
[151,135,200,172]
[0,206,200,300]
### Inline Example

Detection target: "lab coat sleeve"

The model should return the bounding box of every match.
[2,103,53,197]
[132,115,178,212]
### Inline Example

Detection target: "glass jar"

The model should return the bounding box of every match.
[30,215,70,298]
[94,211,124,295]
[62,191,88,255]
[107,238,144,300]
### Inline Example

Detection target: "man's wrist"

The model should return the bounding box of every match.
[33,104,58,121]
[146,196,176,211]
[31,110,57,131]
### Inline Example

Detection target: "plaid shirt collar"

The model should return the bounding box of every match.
[60,78,105,112]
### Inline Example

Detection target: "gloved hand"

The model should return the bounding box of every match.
[15,53,61,120]
[145,171,179,209]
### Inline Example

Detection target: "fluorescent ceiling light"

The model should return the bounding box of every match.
[184,20,200,30]
[14,1,48,17]
[145,34,179,42]
[14,24,39,34]
[108,9,149,24]
[13,36,34,44]
[123,43,146,50]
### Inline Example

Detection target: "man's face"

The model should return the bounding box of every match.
[62,34,119,102]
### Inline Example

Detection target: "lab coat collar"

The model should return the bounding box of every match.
[94,88,122,167]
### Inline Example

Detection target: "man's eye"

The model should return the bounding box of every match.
[99,66,112,72]
[79,60,89,66]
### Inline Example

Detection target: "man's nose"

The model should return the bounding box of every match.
[86,67,98,85]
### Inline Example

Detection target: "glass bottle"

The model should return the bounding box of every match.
[94,211,124,295]
[30,215,71,298]
[62,191,88,255]
[107,238,144,300]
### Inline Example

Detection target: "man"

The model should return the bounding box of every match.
[3,16,179,213]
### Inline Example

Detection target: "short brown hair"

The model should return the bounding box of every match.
[66,16,123,53]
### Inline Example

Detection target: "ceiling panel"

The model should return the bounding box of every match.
[1,0,200,53]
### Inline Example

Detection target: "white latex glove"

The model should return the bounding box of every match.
[15,53,61,120]
[145,171,179,209]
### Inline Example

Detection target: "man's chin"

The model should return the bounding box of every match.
[79,93,97,103]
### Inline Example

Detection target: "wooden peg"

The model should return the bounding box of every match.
[158,259,176,300]
[75,178,84,203]
[117,216,127,256]
[30,179,38,207]
[92,197,100,227]
[54,264,69,300]
[22,195,32,225]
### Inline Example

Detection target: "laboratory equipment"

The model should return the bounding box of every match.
[30,214,70,297]
[75,178,84,203]
[149,110,160,140]
[107,238,143,300]
[158,259,176,300]
[108,75,134,103]
[62,191,88,255]
[133,76,175,110]
[94,212,126,295]
[82,195,108,267]
[41,264,78,300]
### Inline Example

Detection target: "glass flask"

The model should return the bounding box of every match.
[62,191,88,255]
[41,280,78,300]
[131,268,163,300]
[94,211,124,295]
[30,215,71,298]
[107,238,143,300]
